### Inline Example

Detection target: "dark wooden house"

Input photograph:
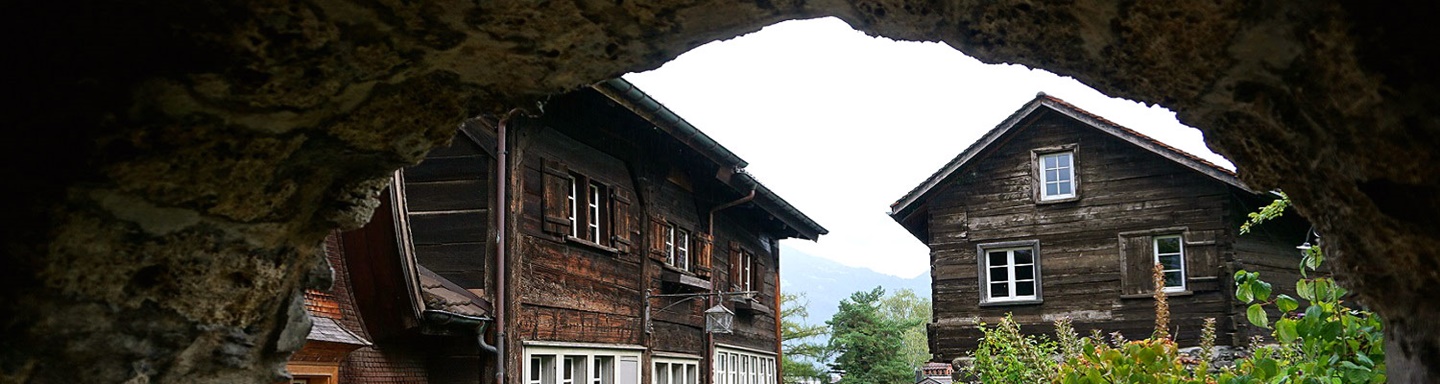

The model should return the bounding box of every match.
[291,78,826,384]
[888,94,1309,361]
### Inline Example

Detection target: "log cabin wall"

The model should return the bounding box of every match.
[504,86,793,383]
[515,126,646,346]
[926,110,1240,360]
[709,211,780,353]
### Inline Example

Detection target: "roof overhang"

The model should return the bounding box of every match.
[593,78,828,240]
[889,94,1252,223]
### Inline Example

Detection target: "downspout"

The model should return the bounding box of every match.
[771,237,783,381]
[706,187,756,384]
[422,309,498,354]
[708,189,756,234]
[423,309,498,383]
[496,109,524,384]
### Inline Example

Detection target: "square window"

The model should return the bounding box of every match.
[1037,151,1077,201]
[666,224,691,271]
[978,242,1042,304]
[564,174,611,244]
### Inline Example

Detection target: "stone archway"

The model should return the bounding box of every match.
[2,1,1436,382]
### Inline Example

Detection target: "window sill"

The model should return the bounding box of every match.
[1120,290,1193,299]
[1036,195,1079,205]
[978,298,1043,307]
[565,236,619,254]
[661,268,711,292]
[732,298,773,316]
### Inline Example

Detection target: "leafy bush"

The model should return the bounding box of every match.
[962,314,1058,383]
[1057,338,1210,384]
[965,194,1386,383]
[1222,194,1386,384]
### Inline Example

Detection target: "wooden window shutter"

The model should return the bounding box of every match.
[694,232,713,278]
[541,159,570,236]
[729,241,742,290]
[610,189,633,253]
[1119,234,1153,296]
[648,215,668,261]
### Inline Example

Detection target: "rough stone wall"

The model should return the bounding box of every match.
[1,0,1436,382]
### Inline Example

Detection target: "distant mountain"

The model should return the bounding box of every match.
[778,244,930,330]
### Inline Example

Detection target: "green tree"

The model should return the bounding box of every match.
[879,288,932,370]
[828,286,921,384]
[781,291,831,382]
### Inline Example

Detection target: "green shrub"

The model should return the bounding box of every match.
[1057,338,1211,384]
[962,314,1058,383]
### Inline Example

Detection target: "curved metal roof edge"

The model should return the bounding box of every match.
[888,94,1252,219]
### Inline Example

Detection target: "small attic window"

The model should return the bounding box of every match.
[1033,145,1079,203]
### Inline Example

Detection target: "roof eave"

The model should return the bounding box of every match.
[888,95,1257,219]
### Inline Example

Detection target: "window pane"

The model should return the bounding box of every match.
[1046,183,1059,196]
[990,282,1008,298]
[1157,237,1181,254]
[988,252,1008,266]
[1016,281,1035,296]
[1015,265,1034,280]
[1045,169,1058,181]
[1013,249,1033,264]
[1159,255,1182,270]
[1058,153,1071,167]
[1044,155,1057,168]
[656,363,669,384]
[1057,182,1072,195]
[1165,271,1183,287]
[1056,171,1070,182]
[989,267,1007,282]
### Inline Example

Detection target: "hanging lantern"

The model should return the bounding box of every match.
[705,304,734,334]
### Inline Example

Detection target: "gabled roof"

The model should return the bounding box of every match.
[594,78,828,240]
[889,94,1250,219]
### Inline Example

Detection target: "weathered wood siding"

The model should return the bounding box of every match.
[927,111,1240,360]
[515,127,646,346]
[510,116,781,362]
[401,135,493,291]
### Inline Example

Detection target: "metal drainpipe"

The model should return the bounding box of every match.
[706,187,755,384]
[708,188,756,234]
[496,109,524,384]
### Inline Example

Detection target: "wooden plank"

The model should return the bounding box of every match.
[403,156,487,182]
[408,211,487,245]
[404,180,488,212]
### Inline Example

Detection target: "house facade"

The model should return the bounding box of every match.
[888,94,1309,362]
[286,78,825,384]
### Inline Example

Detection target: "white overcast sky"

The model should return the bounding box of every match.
[624,17,1233,279]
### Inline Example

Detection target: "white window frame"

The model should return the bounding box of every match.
[567,177,579,238]
[526,345,641,384]
[588,182,602,241]
[1153,235,1186,292]
[714,346,776,384]
[653,357,700,384]
[738,250,753,293]
[667,224,690,271]
[1038,151,1076,201]
[976,240,1042,305]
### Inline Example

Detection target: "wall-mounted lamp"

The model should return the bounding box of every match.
[645,291,756,334]
[1297,226,1320,257]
